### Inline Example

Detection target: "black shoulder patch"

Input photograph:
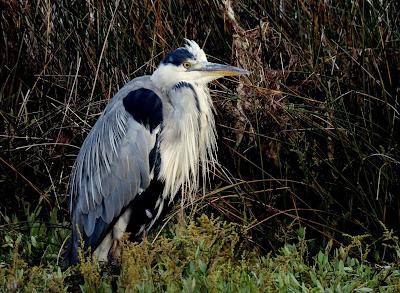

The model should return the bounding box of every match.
[162,48,194,66]
[123,88,163,132]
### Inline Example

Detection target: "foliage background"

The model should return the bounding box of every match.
[1,0,400,291]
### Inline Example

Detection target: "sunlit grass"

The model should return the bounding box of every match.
[1,215,399,291]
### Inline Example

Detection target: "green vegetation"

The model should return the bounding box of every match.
[2,216,400,292]
[1,0,399,291]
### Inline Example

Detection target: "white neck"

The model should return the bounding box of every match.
[158,81,217,204]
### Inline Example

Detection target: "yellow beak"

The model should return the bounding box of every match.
[188,62,249,77]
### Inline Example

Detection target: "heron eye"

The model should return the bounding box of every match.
[182,61,191,69]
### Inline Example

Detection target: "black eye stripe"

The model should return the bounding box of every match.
[162,48,194,66]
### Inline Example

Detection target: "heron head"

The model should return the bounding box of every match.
[151,39,248,89]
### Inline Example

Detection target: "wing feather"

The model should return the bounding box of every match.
[67,81,163,264]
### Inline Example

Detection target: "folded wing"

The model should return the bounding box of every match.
[67,85,163,265]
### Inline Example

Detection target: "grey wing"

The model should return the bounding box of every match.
[67,85,163,264]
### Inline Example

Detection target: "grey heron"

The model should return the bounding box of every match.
[66,39,248,265]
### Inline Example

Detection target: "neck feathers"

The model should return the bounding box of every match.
[159,82,217,204]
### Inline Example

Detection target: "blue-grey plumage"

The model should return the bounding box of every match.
[65,40,248,266]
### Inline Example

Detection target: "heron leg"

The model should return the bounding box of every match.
[93,207,132,263]
[108,239,122,265]
[93,232,112,262]
[108,207,133,263]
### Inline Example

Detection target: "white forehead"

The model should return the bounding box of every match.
[184,39,208,62]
